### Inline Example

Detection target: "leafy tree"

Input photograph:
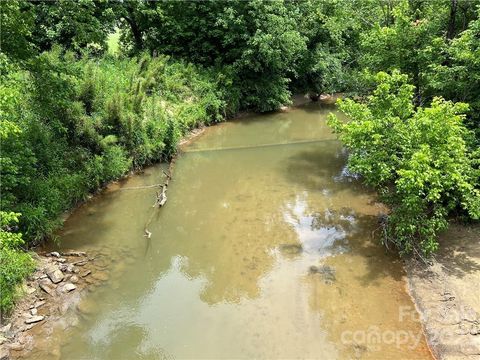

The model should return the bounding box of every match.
[117,0,306,111]
[426,8,480,141]
[328,71,480,255]
[0,55,36,210]
[114,0,154,54]
[292,0,381,96]
[0,0,35,61]
[360,0,480,106]
[29,0,116,54]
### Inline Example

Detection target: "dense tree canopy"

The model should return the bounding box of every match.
[1,0,479,313]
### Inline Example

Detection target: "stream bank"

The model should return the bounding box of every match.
[406,223,480,359]
[0,247,134,360]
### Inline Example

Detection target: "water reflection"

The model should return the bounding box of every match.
[282,193,350,257]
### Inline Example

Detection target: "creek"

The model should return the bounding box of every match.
[42,103,431,359]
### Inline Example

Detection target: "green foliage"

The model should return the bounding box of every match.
[29,0,116,54]
[328,71,480,255]
[291,0,377,95]
[425,10,480,140]
[0,212,24,248]
[359,0,480,108]
[1,50,227,244]
[0,212,35,313]
[0,0,35,61]
[118,0,306,111]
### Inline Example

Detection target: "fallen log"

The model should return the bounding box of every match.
[143,165,173,238]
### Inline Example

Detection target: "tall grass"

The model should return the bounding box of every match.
[0,51,231,312]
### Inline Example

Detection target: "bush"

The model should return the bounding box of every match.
[328,71,480,255]
[0,212,35,314]
[2,51,229,244]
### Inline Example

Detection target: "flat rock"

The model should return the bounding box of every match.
[64,283,76,292]
[0,346,9,360]
[80,270,91,277]
[39,282,55,296]
[60,263,75,272]
[23,323,37,331]
[25,316,44,324]
[46,266,64,284]
[34,300,46,308]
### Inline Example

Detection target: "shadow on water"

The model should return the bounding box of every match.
[283,145,365,194]
[299,102,337,114]
[349,214,405,285]
[56,191,124,249]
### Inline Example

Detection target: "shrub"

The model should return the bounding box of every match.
[0,212,35,314]
[328,71,480,255]
[2,51,229,244]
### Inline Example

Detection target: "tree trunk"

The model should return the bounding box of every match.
[124,5,143,52]
[447,0,458,40]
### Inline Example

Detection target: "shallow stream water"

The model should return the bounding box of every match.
[42,103,432,359]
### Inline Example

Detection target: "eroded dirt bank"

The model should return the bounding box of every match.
[407,223,480,360]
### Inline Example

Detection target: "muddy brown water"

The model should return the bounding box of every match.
[39,103,432,359]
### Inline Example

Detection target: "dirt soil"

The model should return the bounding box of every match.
[406,223,480,360]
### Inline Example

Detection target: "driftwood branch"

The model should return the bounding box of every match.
[143,163,174,239]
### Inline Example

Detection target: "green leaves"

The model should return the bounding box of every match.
[1,49,228,244]
[115,1,306,112]
[329,71,479,255]
[0,212,35,313]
